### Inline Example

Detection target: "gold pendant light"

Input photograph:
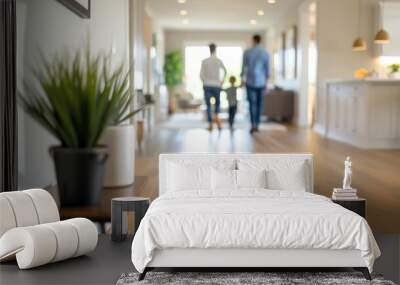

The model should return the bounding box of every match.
[374,29,390,44]
[374,0,390,44]
[352,37,367,51]
[352,0,367,52]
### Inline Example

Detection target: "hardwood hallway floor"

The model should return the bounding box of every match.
[134,124,400,234]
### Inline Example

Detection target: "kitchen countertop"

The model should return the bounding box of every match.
[326,78,400,84]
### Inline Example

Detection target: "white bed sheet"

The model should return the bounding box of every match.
[131,190,380,273]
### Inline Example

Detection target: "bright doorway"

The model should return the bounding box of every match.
[184,45,244,110]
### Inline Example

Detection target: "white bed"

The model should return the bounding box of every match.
[131,153,380,280]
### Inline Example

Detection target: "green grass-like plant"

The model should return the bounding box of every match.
[19,47,143,148]
[164,51,183,87]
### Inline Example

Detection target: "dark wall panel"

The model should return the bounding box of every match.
[0,0,17,192]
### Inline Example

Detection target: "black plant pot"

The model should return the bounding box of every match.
[50,147,108,207]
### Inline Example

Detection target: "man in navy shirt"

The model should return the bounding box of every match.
[241,34,270,134]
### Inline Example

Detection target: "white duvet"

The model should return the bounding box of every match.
[131,190,380,273]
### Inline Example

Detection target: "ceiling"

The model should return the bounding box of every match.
[146,0,304,31]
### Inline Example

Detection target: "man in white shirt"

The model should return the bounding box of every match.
[200,43,227,131]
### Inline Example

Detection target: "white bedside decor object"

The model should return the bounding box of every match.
[331,157,358,200]
[342,156,352,190]
[332,188,358,200]
[0,189,98,269]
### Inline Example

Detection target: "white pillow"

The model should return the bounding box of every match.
[236,169,267,189]
[167,162,211,191]
[238,159,309,191]
[211,168,236,191]
[266,163,307,191]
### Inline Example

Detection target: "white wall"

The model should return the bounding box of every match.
[130,0,147,91]
[144,9,153,93]
[297,0,316,127]
[17,0,130,188]
[153,21,165,74]
[146,18,168,122]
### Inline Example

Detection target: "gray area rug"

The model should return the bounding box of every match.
[116,272,395,285]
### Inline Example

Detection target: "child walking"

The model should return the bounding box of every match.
[225,76,238,130]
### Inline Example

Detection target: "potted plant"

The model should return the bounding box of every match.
[19,48,133,206]
[164,51,183,114]
[388,64,400,79]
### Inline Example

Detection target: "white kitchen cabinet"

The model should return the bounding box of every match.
[324,79,400,149]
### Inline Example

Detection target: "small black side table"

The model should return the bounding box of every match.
[111,197,150,242]
[332,198,366,218]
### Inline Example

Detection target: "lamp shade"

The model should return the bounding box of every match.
[374,29,390,44]
[352,37,367,51]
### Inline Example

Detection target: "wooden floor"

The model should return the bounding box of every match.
[134,123,400,234]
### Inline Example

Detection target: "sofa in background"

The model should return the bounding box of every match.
[264,88,294,122]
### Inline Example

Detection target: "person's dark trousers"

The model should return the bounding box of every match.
[246,85,265,129]
[228,105,237,128]
[203,86,221,123]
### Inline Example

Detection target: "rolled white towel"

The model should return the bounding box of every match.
[0,196,17,237]
[0,218,98,269]
[0,191,40,227]
[0,189,60,238]
[65,218,98,257]
[24,189,60,224]
[42,221,79,262]
[0,225,57,268]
